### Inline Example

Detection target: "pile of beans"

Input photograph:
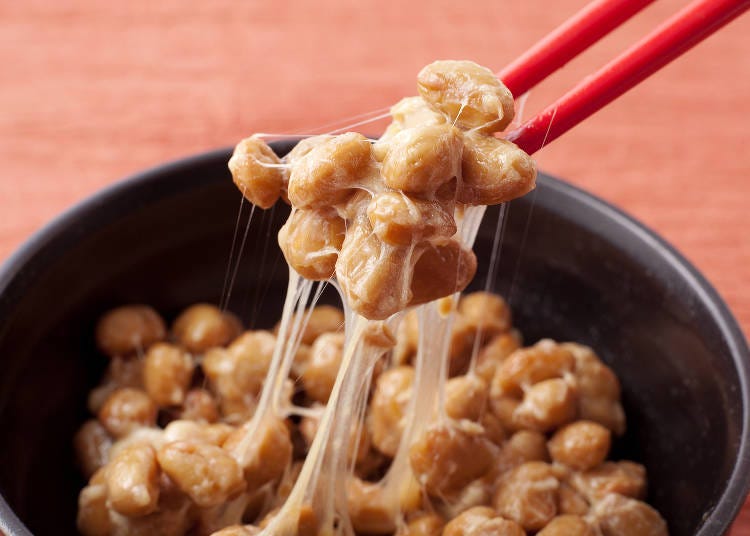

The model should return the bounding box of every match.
[75,294,668,535]
[229,60,536,320]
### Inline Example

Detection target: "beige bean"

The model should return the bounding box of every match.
[373,123,403,159]
[390,96,448,127]
[558,482,590,516]
[163,419,234,446]
[537,514,598,536]
[492,339,575,397]
[490,395,521,433]
[346,477,399,535]
[229,136,286,209]
[289,342,313,379]
[445,374,489,421]
[443,506,525,536]
[210,526,261,536]
[180,388,220,423]
[488,429,550,481]
[157,440,246,507]
[385,96,447,144]
[565,343,621,398]
[106,489,194,536]
[285,135,332,165]
[479,410,506,446]
[224,416,293,490]
[504,429,549,463]
[335,187,372,221]
[374,96,447,159]
[74,419,112,479]
[475,332,521,384]
[417,60,515,133]
[96,305,166,357]
[98,388,157,438]
[202,348,256,421]
[548,420,611,471]
[77,469,112,536]
[354,447,390,482]
[367,191,456,246]
[299,405,370,466]
[336,216,413,320]
[369,366,414,457]
[459,134,536,206]
[392,309,419,365]
[409,420,496,496]
[570,461,647,502]
[410,238,477,308]
[258,504,318,536]
[227,329,277,393]
[458,291,512,337]
[287,132,372,208]
[513,378,578,432]
[88,386,121,418]
[363,321,397,353]
[172,304,242,353]
[106,443,160,517]
[202,330,275,421]
[87,356,144,413]
[143,343,194,406]
[380,124,463,196]
[108,427,165,461]
[492,461,559,531]
[593,493,668,536]
[278,208,346,280]
[579,396,626,437]
[374,96,447,157]
[565,343,626,436]
[397,513,445,536]
[437,478,492,520]
[300,304,345,344]
[302,332,345,403]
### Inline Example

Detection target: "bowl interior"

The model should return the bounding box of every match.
[0,143,747,535]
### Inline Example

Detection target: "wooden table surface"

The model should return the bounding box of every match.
[1,0,748,533]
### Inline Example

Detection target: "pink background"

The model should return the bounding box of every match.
[1,0,749,532]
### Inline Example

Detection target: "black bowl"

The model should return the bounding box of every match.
[0,142,748,535]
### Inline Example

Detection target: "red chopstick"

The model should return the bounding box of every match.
[498,0,656,97]
[507,0,750,155]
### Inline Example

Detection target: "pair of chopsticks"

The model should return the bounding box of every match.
[498,0,749,155]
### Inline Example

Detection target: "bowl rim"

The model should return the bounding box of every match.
[0,145,748,536]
